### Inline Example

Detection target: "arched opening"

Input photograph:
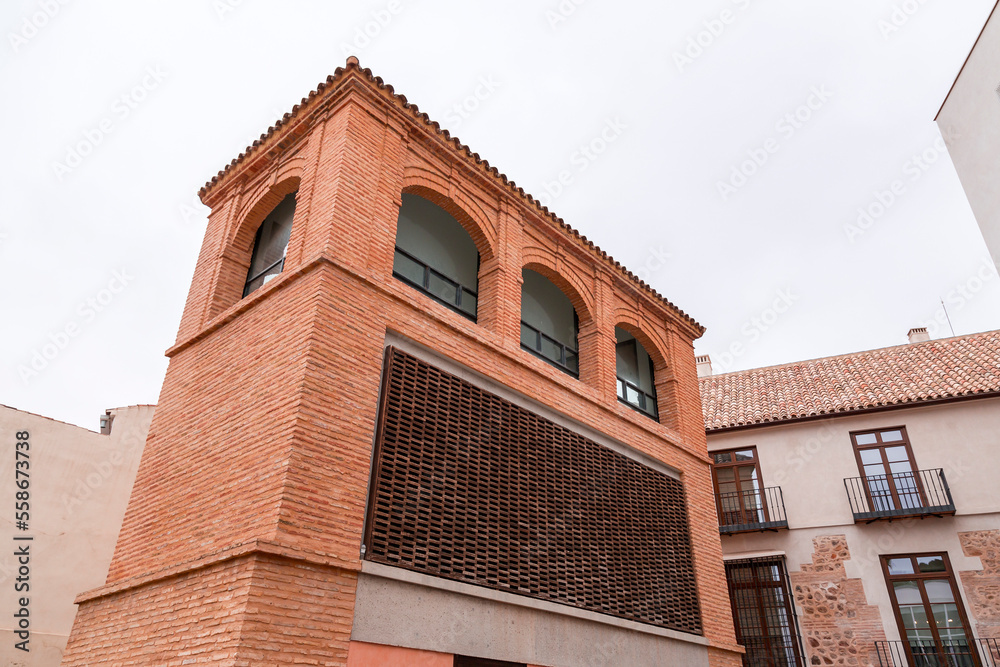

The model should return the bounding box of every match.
[243,192,297,297]
[520,269,579,376]
[393,193,480,320]
[615,326,658,420]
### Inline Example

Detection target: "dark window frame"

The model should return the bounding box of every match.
[614,337,659,421]
[712,447,770,526]
[519,310,580,377]
[242,192,298,298]
[880,552,979,667]
[392,245,479,322]
[725,556,805,667]
[850,426,928,514]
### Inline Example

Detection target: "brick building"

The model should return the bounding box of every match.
[699,328,1000,667]
[62,58,743,666]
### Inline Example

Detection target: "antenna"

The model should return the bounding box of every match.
[940,299,956,337]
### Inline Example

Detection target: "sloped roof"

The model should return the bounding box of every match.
[701,329,1000,432]
[197,57,704,336]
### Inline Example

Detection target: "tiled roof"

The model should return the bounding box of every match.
[197,57,704,335]
[701,330,1000,431]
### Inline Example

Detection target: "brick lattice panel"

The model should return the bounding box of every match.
[364,347,702,634]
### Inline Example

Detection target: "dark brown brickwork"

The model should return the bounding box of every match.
[63,59,740,665]
[366,347,701,633]
[790,535,887,667]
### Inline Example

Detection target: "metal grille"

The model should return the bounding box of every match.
[364,347,702,634]
[725,558,805,667]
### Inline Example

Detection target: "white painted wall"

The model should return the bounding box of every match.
[0,405,153,666]
[710,397,1000,643]
[938,3,1000,269]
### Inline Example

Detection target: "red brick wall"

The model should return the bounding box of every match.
[64,61,739,665]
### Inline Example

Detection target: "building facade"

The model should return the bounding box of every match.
[937,0,1000,270]
[62,58,743,666]
[0,404,153,666]
[700,329,1000,667]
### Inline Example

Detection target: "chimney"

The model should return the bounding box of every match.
[696,355,713,378]
[907,327,931,344]
[99,410,115,435]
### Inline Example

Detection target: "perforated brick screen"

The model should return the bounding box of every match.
[363,347,702,634]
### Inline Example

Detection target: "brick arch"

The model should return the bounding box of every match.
[520,249,594,325]
[230,176,302,254]
[399,174,496,263]
[612,313,670,374]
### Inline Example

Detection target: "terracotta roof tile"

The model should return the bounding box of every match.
[197,57,703,335]
[700,330,1000,431]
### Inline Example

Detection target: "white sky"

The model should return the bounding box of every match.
[3,0,999,430]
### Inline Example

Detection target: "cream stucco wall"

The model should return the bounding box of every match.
[0,405,153,667]
[937,2,1000,270]
[709,396,1000,644]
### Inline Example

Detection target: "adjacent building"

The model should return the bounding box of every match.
[937,0,1000,270]
[699,328,1000,667]
[62,58,743,666]
[0,404,153,666]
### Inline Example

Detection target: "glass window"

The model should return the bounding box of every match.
[393,193,479,320]
[520,269,579,376]
[614,327,658,420]
[852,427,925,513]
[725,557,803,667]
[243,192,297,297]
[712,447,769,528]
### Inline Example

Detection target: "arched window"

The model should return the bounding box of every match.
[520,269,579,376]
[243,192,297,297]
[393,193,479,320]
[615,327,658,420]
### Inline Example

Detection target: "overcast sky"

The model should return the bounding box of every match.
[3,0,999,430]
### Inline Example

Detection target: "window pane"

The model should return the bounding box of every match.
[520,322,537,350]
[887,558,915,575]
[881,430,903,442]
[916,557,946,573]
[865,464,887,477]
[734,450,755,461]
[564,350,578,375]
[427,271,458,305]
[460,291,477,317]
[855,433,878,445]
[393,250,425,286]
[860,449,883,465]
[889,461,914,475]
[893,581,922,605]
[885,446,910,462]
[925,580,955,604]
[540,336,562,364]
[714,452,732,464]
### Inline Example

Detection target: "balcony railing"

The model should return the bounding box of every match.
[393,247,478,321]
[844,468,956,523]
[739,634,806,667]
[616,376,658,420]
[874,638,1000,667]
[520,320,579,376]
[717,487,788,534]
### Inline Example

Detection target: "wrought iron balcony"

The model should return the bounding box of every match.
[393,246,478,321]
[717,487,788,534]
[739,635,806,667]
[844,469,956,523]
[874,638,999,667]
